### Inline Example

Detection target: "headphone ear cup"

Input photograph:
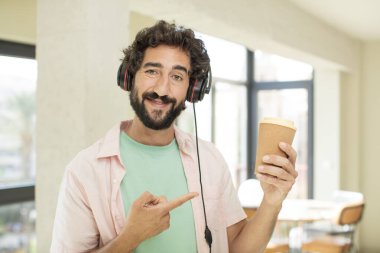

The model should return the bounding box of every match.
[198,78,208,101]
[186,79,197,103]
[186,71,212,103]
[126,71,133,91]
[117,63,133,91]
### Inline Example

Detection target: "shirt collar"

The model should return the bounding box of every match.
[174,124,194,156]
[96,121,130,159]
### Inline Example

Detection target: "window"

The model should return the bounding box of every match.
[0,40,36,253]
[0,55,36,186]
[254,50,313,82]
[253,50,313,198]
[214,82,247,185]
[0,201,36,252]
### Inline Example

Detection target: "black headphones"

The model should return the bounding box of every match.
[117,62,212,103]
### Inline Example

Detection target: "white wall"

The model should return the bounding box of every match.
[0,0,36,43]
[359,42,380,252]
[36,0,130,251]
[313,69,340,200]
[129,12,156,44]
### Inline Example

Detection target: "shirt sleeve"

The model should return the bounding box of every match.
[216,149,247,227]
[50,159,100,252]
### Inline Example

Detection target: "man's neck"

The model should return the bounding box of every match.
[124,116,175,146]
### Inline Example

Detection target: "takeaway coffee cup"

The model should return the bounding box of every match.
[254,117,296,173]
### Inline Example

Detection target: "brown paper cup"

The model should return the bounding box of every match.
[254,118,296,173]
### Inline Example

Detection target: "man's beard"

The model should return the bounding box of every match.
[129,88,185,130]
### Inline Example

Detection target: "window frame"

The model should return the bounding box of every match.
[0,40,36,205]
[247,50,314,198]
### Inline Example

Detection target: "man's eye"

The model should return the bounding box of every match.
[172,75,183,81]
[145,69,157,75]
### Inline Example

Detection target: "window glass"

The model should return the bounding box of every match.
[0,201,36,252]
[255,50,313,82]
[214,82,247,187]
[257,89,308,198]
[0,56,37,186]
[196,32,247,82]
[176,89,212,142]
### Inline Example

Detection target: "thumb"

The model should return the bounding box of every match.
[136,191,157,206]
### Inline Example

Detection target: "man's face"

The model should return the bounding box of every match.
[130,45,190,130]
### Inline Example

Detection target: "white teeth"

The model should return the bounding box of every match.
[154,99,163,104]
[148,98,165,105]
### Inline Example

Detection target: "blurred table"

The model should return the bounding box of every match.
[242,199,337,221]
[278,199,338,253]
[243,199,338,253]
[278,199,337,222]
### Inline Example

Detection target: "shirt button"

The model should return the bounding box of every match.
[113,179,117,184]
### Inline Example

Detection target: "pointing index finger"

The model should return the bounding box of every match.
[165,192,199,212]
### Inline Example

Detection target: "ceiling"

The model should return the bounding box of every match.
[129,0,380,42]
[289,0,380,41]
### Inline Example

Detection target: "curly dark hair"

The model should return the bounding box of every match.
[122,20,210,81]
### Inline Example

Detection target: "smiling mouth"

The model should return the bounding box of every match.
[146,97,171,108]
[148,98,165,104]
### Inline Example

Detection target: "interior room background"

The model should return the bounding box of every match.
[1,0,380,252]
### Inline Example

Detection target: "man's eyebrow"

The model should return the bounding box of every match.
[143,62,190,75]
[173,65,189,75]
[142,62,162,68]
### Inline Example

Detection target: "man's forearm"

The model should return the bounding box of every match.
[230,200,282,253]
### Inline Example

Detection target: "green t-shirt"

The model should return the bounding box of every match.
[119,131,197,253]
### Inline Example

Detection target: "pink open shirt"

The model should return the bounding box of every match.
[51,121,246,253]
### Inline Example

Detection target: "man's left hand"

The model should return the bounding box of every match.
[256,142,298,207]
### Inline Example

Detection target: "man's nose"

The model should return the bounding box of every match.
[153,75,170,97]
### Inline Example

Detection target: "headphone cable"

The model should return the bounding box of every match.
[193,103,212,253]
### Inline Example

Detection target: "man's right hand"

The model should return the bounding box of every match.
[120,191,199,249]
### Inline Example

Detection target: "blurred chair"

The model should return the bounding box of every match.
[238,179,264,218]
[304,191,364,236]
[332,190,364,204]
[302,201,365,253]
[243,207,257,219]
[302,235,351,253]
[265,237,289,253]
[264,242,289,253]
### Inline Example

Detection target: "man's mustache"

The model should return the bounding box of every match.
[142,92,177,105]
